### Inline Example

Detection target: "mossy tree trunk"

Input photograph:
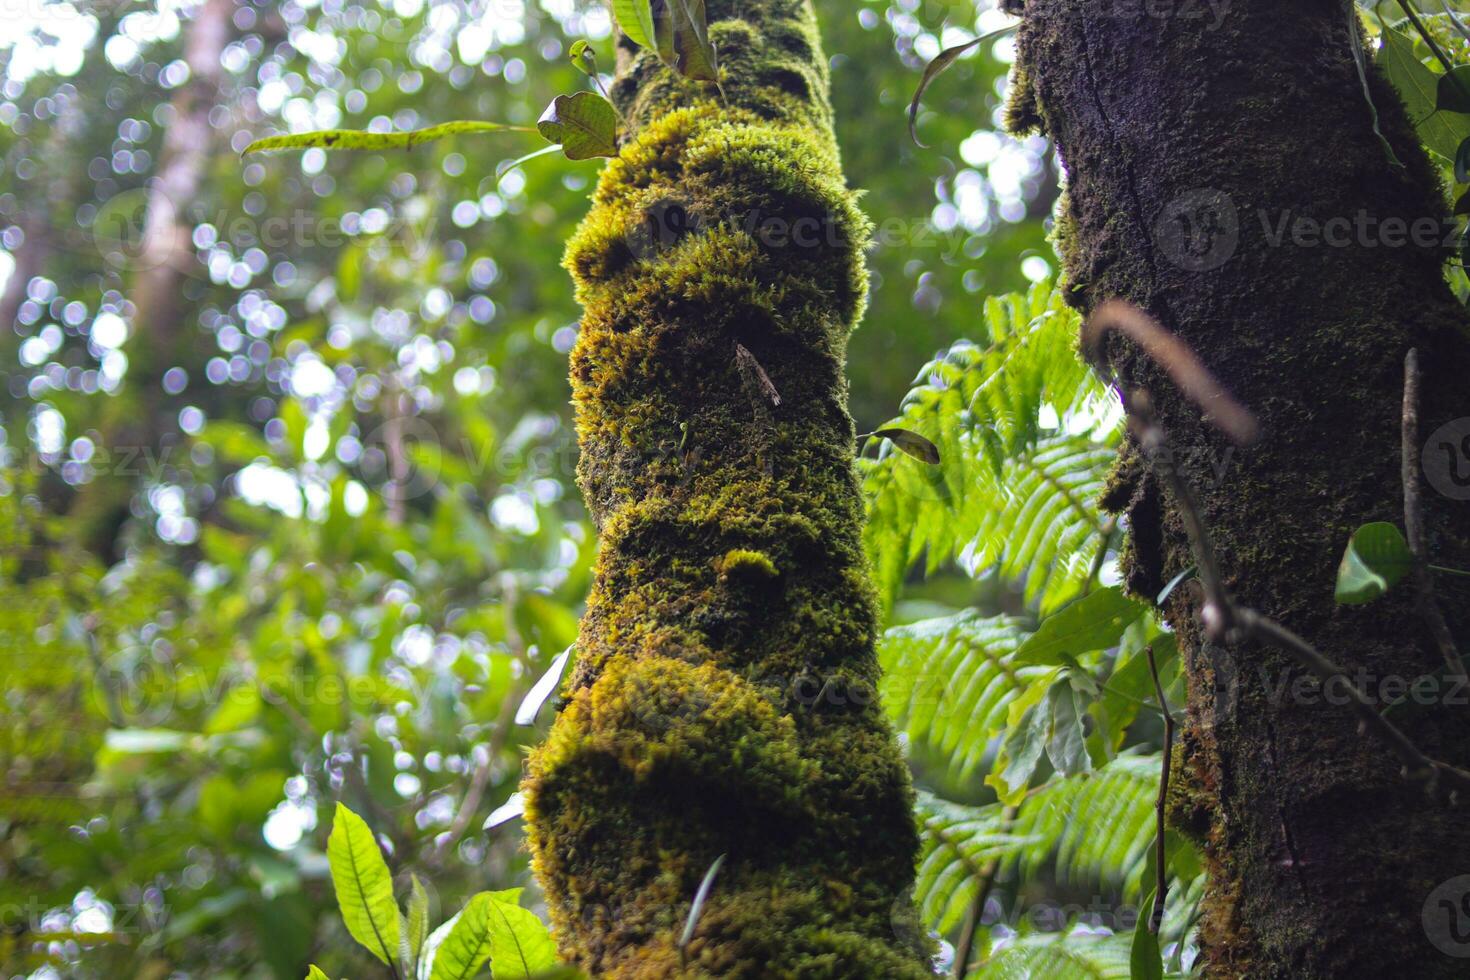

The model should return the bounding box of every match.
[521,1,932,976]
[1006,1,1470,976]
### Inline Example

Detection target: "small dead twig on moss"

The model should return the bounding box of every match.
[1085,302,1470,799]
[1401,348,1466,681]
[734,342,781,408]
[1146,644,1175,935]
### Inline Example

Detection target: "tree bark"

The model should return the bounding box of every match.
[1006,1,1470,976]
[521,1,931,975]
[70,0,233,560]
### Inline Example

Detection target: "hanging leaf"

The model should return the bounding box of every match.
[678,854,726,958]
[865,427,941,465]
[1334,521,1413,604]
[326,803,401,966]
[661,0,719,82]
[569,39,597,76]
[1378,24,1470,162]
[538,92,619,160]
[404,874,430,974]
[1045,677,1092,778]
[1438,65,1470,113]
[245,121,530,154]
[483,792,525,831]
[907,25,1016,147]
[1013,587,1143,665]
[516,646,574,726]
[1129,886,1164,980]
[612,0,658,51]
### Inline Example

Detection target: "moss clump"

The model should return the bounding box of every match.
[716,548,778,581]
[521,1,932,976]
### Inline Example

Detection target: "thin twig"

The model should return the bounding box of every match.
[1083,300,1258,446]
[734,342,781,408]
[1401,348,1465,679]
[1146,645,1174,935]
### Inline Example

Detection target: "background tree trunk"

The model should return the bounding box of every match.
[521,0,932,975]
[69,0,233,561]
[1006,1,1470,976]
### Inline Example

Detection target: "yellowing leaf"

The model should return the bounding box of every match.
[244,121,530,154]
[537,92,618,160]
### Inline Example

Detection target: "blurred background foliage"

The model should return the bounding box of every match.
[0,0,1188,977]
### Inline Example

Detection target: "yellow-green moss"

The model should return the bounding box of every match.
[521,1,932,976]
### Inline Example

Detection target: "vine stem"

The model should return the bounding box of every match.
[1146,645,1175,936]
[1401,348,1466,680]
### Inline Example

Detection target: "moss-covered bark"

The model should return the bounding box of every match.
[1006,2,1470,976]
[521,2,932,975]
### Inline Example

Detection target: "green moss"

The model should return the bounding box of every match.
[717,548,779,581]
[522,1,931,976]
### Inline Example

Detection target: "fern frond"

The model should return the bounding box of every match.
[913,791,1033,934]
[880,611,1053,775]
[861,282,1119,610]
[1006,751,1160,900]
[970,932,1133,980]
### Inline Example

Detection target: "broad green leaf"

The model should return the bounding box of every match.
[612,0,657,51]
[326,803,400,966]
[1045,678,1091,778]
[985,679,1054,805]
[907,25,1016,147]
[1334,521,1413,604]
[537,92,618,160]
[245,121,530,154]
[305,967,330,980]
[1129,886,1164,980]
[867,427,941,465]
[678,854,726,954]
[1379,24,1470,161]
[428,893,495,980]
[1458,135,1470,183]
[1438,65,1470,112]
[1014,587,1143,665]
[484,889,559,979]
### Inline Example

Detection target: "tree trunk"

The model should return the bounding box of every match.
[521,1,931,975]
[1006,1,1470,976]
[70,0,233,560]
